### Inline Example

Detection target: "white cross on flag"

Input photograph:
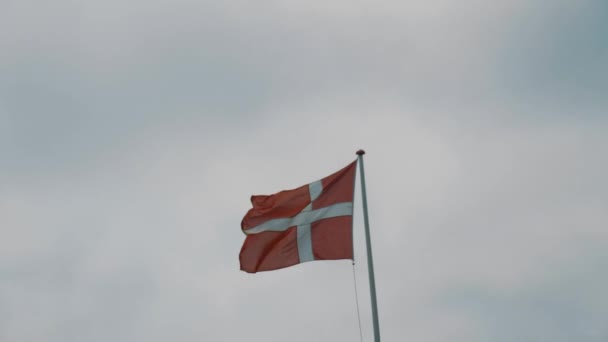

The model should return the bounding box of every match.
[239,161,357,273]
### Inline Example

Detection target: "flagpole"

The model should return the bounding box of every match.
[356,150,381,342]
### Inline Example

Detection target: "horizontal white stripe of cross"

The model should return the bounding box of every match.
[245,180,353,263]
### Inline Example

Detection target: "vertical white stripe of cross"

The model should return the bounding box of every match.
[297,180,323,263]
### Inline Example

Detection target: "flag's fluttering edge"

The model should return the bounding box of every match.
[239,161,357,273]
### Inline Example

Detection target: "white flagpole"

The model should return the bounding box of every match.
[356,150,381,342]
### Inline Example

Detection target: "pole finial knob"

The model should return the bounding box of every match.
[356,149,366,155]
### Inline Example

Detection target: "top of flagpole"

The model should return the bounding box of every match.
[356,149,366,155]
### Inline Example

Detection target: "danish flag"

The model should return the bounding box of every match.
[239,161,357,273]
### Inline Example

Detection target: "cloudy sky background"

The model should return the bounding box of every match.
[1,0,607,341]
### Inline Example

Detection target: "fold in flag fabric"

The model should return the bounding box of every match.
[239,161,357,273]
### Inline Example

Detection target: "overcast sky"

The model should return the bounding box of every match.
[1,1,607,341]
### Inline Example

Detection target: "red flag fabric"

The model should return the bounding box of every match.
[239,161,357,273]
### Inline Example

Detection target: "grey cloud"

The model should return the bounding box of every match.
[2,1,607,341]
[437,245,608,341]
